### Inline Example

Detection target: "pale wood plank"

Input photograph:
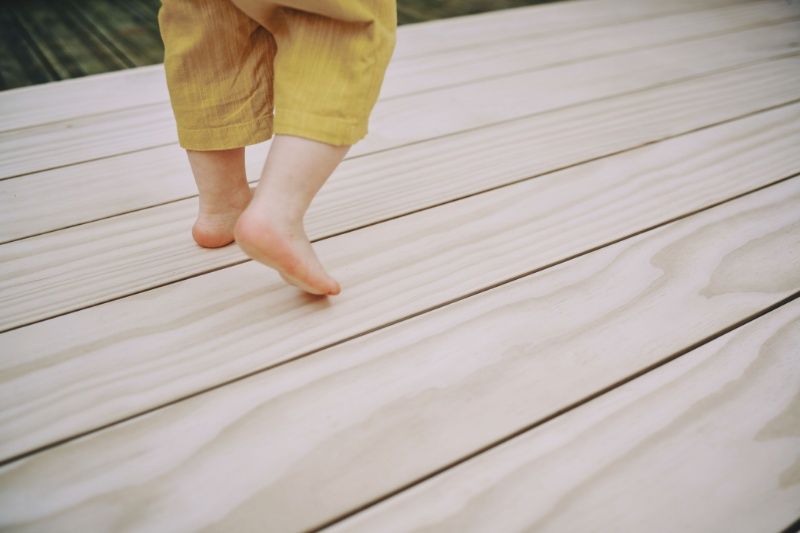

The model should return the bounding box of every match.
[0,177,797,532]
[1,103,798,463]
[1,56,798,331]
[382,0,798,101]
[392,0,750,60]
[333,301,800,533]
[1,18,797,179]
[0,0,751,132]
[3,0,796,243]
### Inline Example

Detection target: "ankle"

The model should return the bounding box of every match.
[245,190,305,225]
[198,183,252,212]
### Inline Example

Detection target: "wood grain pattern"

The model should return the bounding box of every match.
[1,56,799,331]
[0,177,797,532]
[333,300,800,533]
[382,0,798,100]
[3,2,797,243]
[1,102,798,463]
[0,0,752,131]
[2,18,798,179]
[391,0,748,59]
[1,4,793,531]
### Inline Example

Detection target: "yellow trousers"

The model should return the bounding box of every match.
[157,0,397,150]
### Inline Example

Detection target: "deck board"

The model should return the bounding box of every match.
[2,55,799,332]
[0,0,751,131]
[3,3,797,245]
[333,300,800,533]
[1,101,798,463]
[1,1,799,530]
[1,178,797,531]
[3,18,798,179]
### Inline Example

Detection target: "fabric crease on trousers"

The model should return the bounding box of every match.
[157,0,397,150]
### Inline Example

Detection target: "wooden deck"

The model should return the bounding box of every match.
[0,0,552,91]
[1,0,799,530]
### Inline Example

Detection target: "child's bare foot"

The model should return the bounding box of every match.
[185,147,251,248]
[234,210,340,295]
[192,185,253,248]
[234,134,350,295]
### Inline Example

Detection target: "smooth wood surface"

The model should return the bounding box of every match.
[333,300,800,533]
[2,1,796,244]
[1,55,799,332]
[1,102,798,463]
[391,0,748,59]
[0,0,751,131]
[1,18,797,179]
[1,178,797,532]
[2,3,798,530]
[381,0,797,100]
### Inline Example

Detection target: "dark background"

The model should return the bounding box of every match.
[0,0,558,91]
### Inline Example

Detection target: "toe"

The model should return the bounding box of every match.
[327,280,341,296]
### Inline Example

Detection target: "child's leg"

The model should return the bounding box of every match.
[232,0,397,295]
[186,148,253,248]
[235,136,349,295]
[158,0,276,247]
